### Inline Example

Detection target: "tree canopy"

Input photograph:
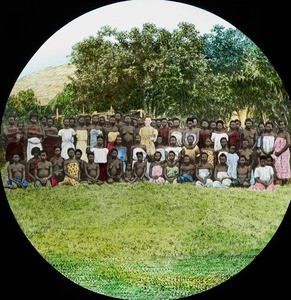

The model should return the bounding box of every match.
[4,22,290,128]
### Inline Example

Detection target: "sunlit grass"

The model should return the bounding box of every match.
[4,181,291,299]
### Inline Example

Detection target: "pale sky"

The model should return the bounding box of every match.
[18,0,235,79]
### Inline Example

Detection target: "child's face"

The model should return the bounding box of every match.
[201,154,208,162]
[116,137,122,144]
[55,148,61,156]
[242,140,249,148]
[12,154,20,163]
[168,152,175,161]
[170,137,177,146]
[205,138,211,146]
[260,158,267,167]
[137,155,143,161]
[239,157,246,165]
[40,152,47,160]
[187,136,194,145]
[184,156,190,164]
[127,163,132,170]
[154,153,161,161]
[111,150,118,158]
[229,145,236,153]
[75,152,81,159]
[88,154,94,162]
[220,139,227,147]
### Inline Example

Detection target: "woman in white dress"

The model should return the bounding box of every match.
[58,117,76,159]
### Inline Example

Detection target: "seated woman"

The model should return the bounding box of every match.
[248,155,276,191]
[61,148,80,186]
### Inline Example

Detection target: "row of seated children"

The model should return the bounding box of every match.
[4,143,276,191]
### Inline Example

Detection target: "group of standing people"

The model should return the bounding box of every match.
[1,112,290,190]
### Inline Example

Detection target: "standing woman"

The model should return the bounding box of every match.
[58,117,76,160]
[24,114,44,161]
[75,115,89,162]
[261,121,276,157]
[271,120,290,185]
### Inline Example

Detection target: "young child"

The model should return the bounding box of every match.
[4,153,28,189]
[115,135,127,173]
[266,155,277,185]
[177,155,195,183]
[25,146,41,183]
[248,155,276,191]
[34,150,53,187]
[91,135,109,182]
[123,162,135,183]
[75,149,87,182]
[149,151,165,184]
[233,155,251,188]
[195,152,214,187]
[106,148,124,184]
[226,144,239,182]
[164,150,180,184]
[200,137,215,168]
[50,146,65,186]
[132,152,147,183]
[84,151,103,185]
[213,153,232,188]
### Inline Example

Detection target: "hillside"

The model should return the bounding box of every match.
[9,64,77,106]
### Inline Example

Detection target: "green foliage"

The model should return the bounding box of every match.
[4,89,40,122]
[46,83,79,118]
[4,182,290,299]
[203,25,253,75]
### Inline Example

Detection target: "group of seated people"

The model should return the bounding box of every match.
[2,112,290,191]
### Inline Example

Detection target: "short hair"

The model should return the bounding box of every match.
[67,147,75,154]
[260,155,267,160]
[31,146,41,155]
[87,151,94,157]
[75,149,83,155]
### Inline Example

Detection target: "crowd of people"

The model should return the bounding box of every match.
[1,112,290,191]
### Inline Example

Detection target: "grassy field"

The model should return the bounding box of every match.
[3,180,291,300]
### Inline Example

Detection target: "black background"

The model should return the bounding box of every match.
[1,1,290,299]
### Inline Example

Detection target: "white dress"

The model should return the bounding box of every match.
[58,128,76,159]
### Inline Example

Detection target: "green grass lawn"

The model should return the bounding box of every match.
[4,181,291,300]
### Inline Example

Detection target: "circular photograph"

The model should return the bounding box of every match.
[1,0,290,299]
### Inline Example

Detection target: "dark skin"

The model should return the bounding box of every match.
[132,154,147,182]
[254,158,274,187]
[213,155,231,183]
[164,151,180,183]
[149,152,164,180]
[5,154,26,189]
[26,150,41,181]
[106,150,124,183]
[195,153,213,184]
[25,116,44,141]
[236,156,251,187]
[182,119,200,148]
[85,153,102,184]
[50,147,64,180]
[123,163,135,183]
[179,156,195,179]
[241,120,257,150]
[35,152,53,187]
[274,121,290,156]
[64,149,80,181]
